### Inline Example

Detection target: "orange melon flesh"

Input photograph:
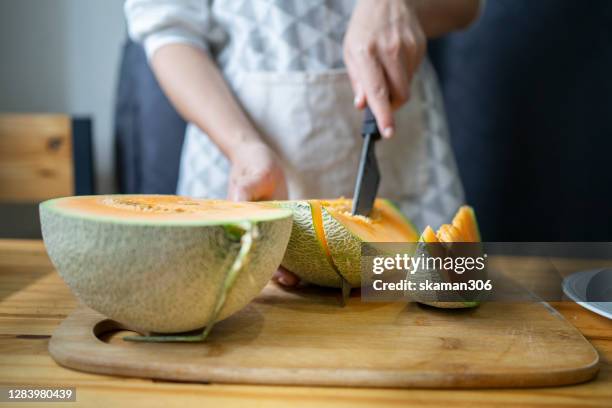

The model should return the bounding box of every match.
[317,198,419,286]
[52,195,287,223]
[310,201,332,259]
[420,226,439,243]
[437,224,465,243]
[422,206,481,243]
[452,206,480,242]
[321,198,418,243]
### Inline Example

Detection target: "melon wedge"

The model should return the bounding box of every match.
[421,206,481,245]
[274,200,341,287]
[277,198,418,288]
[452,206,481,242]
[40,195,292,340]
[415,205,483,309]
[420,226,439,243]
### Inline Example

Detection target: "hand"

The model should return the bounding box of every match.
[227,142,301,287]
[344,0,426,138]
[227,141,288,201]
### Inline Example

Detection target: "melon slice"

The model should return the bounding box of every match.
[274,200,342,287]
[277,198,418,288]
[436,224,464,244]
[451,206,481,242]
[416,205,482,309]
[40,195,293,341]
[421,206,481,245]
[420,226,439,243]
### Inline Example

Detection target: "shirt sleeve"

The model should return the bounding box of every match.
[124,0,212,59]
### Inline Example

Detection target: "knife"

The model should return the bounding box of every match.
[338,107,381,305]
[352,106,381,216]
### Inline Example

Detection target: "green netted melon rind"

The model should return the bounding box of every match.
[40,198,292,334]
[320,207,362,287]
[273,201,343,287]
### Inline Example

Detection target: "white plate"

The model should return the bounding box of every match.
[562,269,612,320]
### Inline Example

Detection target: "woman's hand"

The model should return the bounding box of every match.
[227,141,288,202]
[226,143,300,287]
[344,0,481,136]
[344,0,426,138]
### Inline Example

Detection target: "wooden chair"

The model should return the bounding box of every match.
[0,114,94,238]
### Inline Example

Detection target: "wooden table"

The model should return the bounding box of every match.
[1,239,611,407]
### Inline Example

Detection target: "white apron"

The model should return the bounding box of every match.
[177,59,464,230]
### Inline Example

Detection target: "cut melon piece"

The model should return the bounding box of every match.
[277,198,418,288]
[274,200,342,287]
[416,205,482,309]
[420,226,439,243]
[422,205,481,245]
[452,206,481,242]
[40,195,292,340]
[436,224,465,244]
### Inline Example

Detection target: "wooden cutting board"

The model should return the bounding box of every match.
[49,284,599,388]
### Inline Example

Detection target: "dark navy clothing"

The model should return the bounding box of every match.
[114,39,186,194]
[430,0,612,240]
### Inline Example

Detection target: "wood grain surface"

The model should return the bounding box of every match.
[48,290,598,389]
[0,114,73,202]
[1,239,612,407]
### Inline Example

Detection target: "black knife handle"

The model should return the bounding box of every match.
[362,106,381,140]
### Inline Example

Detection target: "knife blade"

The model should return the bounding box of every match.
[352,106,381,216]
[337,107,381,306]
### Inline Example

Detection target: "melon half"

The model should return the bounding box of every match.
[277,198,418,288]
[40,195,292,338]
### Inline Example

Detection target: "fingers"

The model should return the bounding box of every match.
[354,45,395,138]
[228,174,269,202]
[345,53,366,110]
[344,5,428,138]
[273,266,301,287]
[378,33,411,110]
[227,158,287,202]
[380,27,426,111]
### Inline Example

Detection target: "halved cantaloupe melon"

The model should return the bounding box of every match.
[40,195,293,340]
[277,198,418,288]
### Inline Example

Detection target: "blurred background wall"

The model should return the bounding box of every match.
[0,0,125,194]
